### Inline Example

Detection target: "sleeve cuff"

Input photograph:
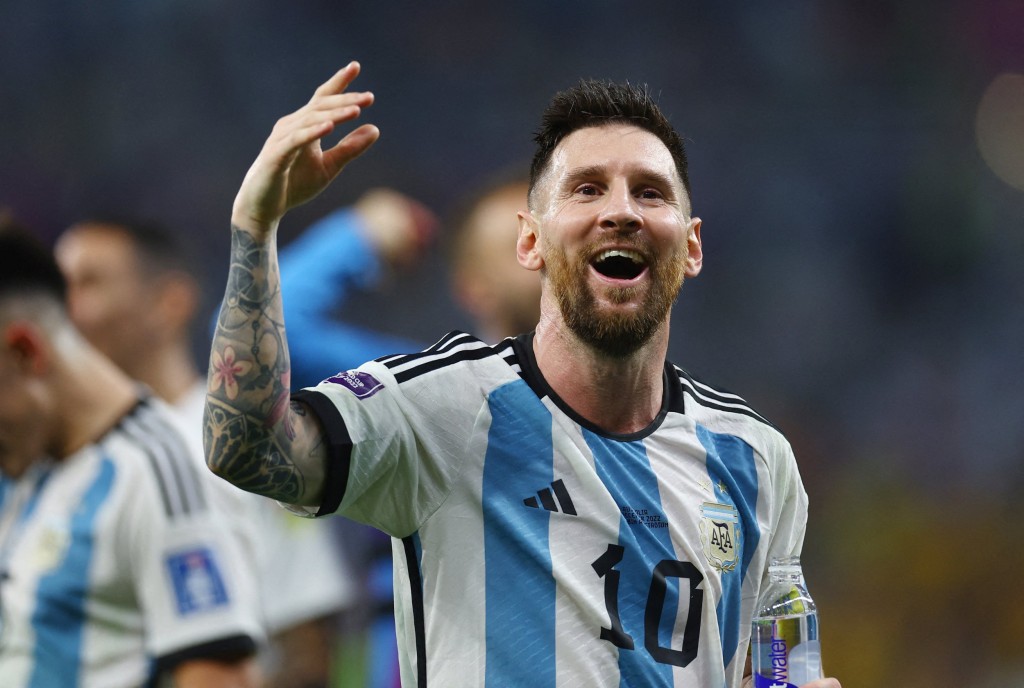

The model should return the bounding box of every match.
[292,389,353,517]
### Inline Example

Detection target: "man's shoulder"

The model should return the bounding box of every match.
[667,364,783,438]
[371,330,523,386]
[98,397,213,510]
[96,397,185,456]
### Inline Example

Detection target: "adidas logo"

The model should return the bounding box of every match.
[523,478,577,515]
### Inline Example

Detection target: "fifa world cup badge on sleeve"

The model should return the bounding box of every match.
[325,370,384,399]
[166,548,230,615]
[699,501,740,572]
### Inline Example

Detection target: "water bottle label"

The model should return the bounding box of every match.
[751,615,821,686]
[753,677,798,688]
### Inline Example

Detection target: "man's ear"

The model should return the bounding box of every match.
[517,211,544,272]
[3,322,49,375]
[684,217,703,278]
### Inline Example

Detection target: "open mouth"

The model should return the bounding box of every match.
[592,249,646,280]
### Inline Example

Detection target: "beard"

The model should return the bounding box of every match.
[544,238,686,358]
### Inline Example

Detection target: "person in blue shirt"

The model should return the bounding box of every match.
[280,187,437,390]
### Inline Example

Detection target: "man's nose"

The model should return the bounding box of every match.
[597,185,642,232]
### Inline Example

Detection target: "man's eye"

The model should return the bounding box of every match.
[576,184,600,196]
[639,188,663,200]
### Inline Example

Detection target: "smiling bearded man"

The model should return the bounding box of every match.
[542,224,690,358]
[202,62,842,688]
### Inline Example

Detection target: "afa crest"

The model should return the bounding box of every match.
[699,502,740,572]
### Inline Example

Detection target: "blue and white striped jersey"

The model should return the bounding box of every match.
[294,332,809,688]
[0,397,264,687]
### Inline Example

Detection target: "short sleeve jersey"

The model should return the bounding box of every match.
[0,398,264,687]
[294,332,809,688]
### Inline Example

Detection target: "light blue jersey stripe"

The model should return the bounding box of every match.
[696,426,760,668]
[367,555,400,688]
[585,431,676,687]
[29,457,115,688]
[482,381,556,687]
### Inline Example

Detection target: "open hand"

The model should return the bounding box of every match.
[232,61,380,237]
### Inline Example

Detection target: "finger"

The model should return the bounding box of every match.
[289,119,338,151]
[268,105,362,150]
[275,94,372,139]
[312,61,362,100]
[259,118,335,172]
[308,91,374,112]
[272,89,373,145]
[296,104,364,132]
[322,123,380,176]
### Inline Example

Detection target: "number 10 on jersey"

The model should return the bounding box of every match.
[591,543,704,668]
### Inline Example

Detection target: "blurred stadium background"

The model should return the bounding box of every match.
[2,1,1022,685]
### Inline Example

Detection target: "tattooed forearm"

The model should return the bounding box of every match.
[203,224,325,504]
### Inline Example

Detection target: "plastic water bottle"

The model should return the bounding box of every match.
[750,556,823,688]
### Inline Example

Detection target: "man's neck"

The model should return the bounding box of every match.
[53,345,140,460]
[532,316,670,435]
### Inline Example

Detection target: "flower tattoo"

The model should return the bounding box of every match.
[210,345,254,400]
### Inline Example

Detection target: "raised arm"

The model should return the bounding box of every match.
[203,62,380,506]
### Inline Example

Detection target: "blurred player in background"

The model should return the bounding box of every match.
[54,216,358,688]
[0,224,263,687]
[204,62,840,687]
[448,177,541,344]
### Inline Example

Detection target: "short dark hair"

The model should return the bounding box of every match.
[73,215,194,277]
[0,219,67,303]
[528,79,691,208]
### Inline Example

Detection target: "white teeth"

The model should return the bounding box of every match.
[597,249,643,263]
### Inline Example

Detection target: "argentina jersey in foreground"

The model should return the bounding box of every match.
[0,398,263,688]
[294,331,810,688]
